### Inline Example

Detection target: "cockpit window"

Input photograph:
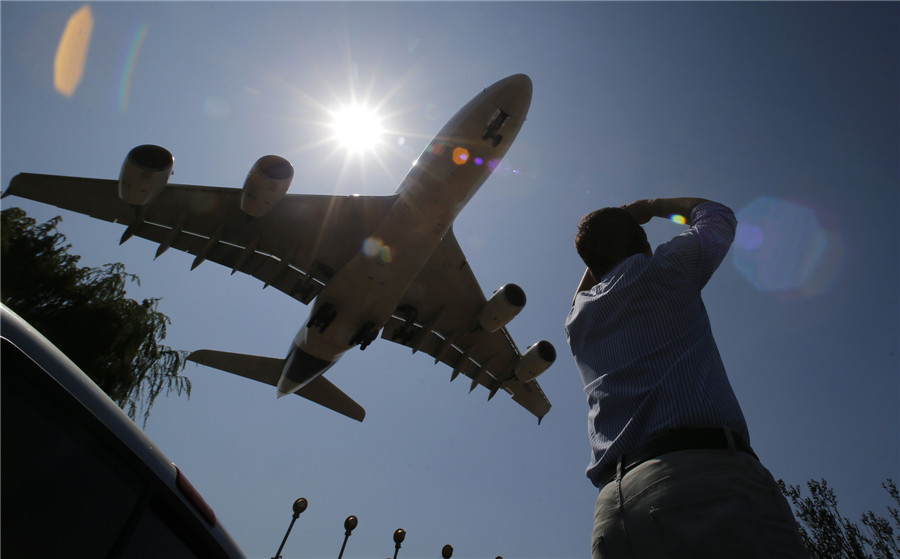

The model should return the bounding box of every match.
[482,109,510,147]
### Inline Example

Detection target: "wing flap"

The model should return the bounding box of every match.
[133,223,327,303]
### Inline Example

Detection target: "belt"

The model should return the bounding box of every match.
[595,427,758,488]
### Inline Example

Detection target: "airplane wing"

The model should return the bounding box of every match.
[380,229,552,422]
[4,173,396,304]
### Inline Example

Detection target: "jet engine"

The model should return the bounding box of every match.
[118,144,173,206]
[513,340,556,383]
[240,155,293,217]
[477,283,526,332]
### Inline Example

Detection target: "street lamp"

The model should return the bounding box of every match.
[272,498,308,559]
[337,515,358,559]
[392,528,406,559]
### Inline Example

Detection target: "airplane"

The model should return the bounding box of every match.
[3,73,555,423]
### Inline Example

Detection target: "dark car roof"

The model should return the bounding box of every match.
[1,303,246,558]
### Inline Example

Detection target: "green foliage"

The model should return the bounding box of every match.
[779,478,899,559]
[1,207,190,426]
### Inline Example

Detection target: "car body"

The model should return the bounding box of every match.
[1,303,246,558]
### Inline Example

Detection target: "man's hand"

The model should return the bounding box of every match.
[622,199,656,224]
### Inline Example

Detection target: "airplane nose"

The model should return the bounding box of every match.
[490,74,532,119]
[505,73,532,94]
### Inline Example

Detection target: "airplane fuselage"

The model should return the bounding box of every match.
[277,74,532,396]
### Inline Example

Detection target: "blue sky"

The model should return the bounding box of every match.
[2,2,897,558]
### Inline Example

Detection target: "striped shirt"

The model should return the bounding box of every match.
[565,202,749,487]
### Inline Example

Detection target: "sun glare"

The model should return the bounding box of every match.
[332,105,384,153]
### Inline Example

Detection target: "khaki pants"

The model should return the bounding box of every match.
[592,449,809,559]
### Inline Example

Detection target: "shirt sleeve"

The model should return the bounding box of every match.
[656,201,737,290]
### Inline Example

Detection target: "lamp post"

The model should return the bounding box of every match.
[337,515,358,559]
[392,528,406,559]
[272,498,308,559]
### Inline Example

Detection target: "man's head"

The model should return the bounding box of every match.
[575,207,651,278]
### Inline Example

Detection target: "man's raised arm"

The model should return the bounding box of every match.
[622,198,711,226]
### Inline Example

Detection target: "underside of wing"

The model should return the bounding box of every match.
[380,229,552,421]
[5,173,396,305]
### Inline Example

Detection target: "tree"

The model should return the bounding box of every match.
[1,207,190,426]
[779,478,900,559]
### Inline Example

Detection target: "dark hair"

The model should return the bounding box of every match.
[575,207,650,277]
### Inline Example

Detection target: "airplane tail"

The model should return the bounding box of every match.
[187,350,366,422]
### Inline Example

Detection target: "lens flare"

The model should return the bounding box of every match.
[427,142,447,157]
[54,5,94,97]
[118,23,149,113]
[362,237,382,258]
[732,197,843,298]
[362,237,394,264]
[736,223,764,250]
[669,214,687,225]
[452,147,469,165]
[380,245,394,264]
[203,96,232,119]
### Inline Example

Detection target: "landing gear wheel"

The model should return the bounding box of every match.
[350,322,379,350]
[308,303,337,333]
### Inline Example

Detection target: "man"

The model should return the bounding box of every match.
[565,198,808,558]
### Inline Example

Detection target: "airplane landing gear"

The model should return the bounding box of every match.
[390,305,419,345]
[308,303,337,333]
[350,322,379,350]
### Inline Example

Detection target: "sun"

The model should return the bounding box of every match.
[331,105,384,154]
